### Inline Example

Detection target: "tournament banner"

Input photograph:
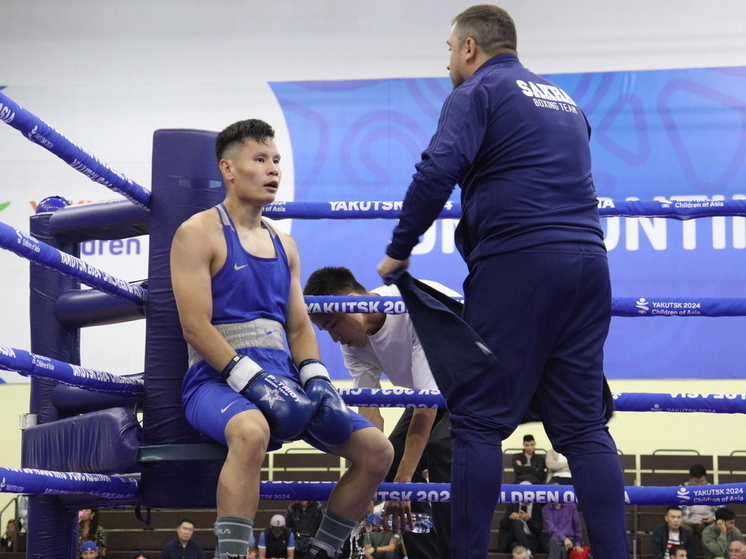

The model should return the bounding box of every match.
[269,67,746,380]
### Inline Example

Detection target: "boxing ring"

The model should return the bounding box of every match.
[2,89,746,558]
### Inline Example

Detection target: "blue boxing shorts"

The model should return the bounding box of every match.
[183,344,372,451]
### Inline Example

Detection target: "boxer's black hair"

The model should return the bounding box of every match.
[304,267,368,296]
[216,119,275,162]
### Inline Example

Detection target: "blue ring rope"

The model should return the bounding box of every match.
[0,91,151,209]
[0,220,146,306]
[0,345,143,396]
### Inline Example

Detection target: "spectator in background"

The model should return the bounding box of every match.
[1,519,17,552]
[651,506,695,559]
[133,554,150,559]
[79,509,107,557]
[161,519,204,559]
[248,548,258,559]
[81,541,100,559]
[542,503,584,559]
[512,435,546,485]
[730,540,746,559]
[498,501,544,555]
[258,514,295,559]
[545,449,573,485]
[363,515,402,559]
[682,464,721,537]
[668,545,688,559]
[702,508,744,559]
[511,546,532,559]
[285,501,324,556]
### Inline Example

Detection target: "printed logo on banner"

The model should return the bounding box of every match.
[677,487,691,501]
[635,298,650,313]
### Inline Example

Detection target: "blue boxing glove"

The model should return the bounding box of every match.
[299,359,353,446]
[221,355,314,441]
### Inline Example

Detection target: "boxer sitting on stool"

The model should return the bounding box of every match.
[171,119,393,559]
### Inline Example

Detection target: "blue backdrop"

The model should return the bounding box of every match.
[269,66,746,380]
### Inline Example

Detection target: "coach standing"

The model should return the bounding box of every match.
[377,5,627,558]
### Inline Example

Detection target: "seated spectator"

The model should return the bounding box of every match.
[682,464,722,537]
[498,502,544,555]
[259,514,295,559]
[702,508,745,559]
[133,554,150,559]
[81,541,100,559]
[668,544,688,559]
[542,503,584,559]
[285,500,324,556]
[363,516,401,559]
[512,545,532,559]
[248,547,258,559]
[545,449,573,485]
[512,435,546,484]
[0,519,17,552]
[730,540,746,559]
[79,509,107,557]
[161,518,204,559]
[652,506,695,559]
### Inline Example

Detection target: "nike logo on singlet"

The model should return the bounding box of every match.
[234,263,248,271]
[221,401,238,413]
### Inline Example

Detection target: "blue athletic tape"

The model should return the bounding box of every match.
[306,295,746,317]
[0,91,151,209]
[0,220,146,306]
[260,200,746,220]
[0,345,143,396]
[0,467,139,499]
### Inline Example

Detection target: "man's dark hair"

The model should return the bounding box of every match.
[666,505,682,513]
[215,119,275,162]
[179,518,194,527]
[668,544,686,556]
[304,267,367,296]
[522,434,534,443]
[716,508,736,521]
[451,4,517,56]
[689,464,707,478]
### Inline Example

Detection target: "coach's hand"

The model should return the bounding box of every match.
[222,355,313,441]
[377,256,409,285]
[299,359,353,446]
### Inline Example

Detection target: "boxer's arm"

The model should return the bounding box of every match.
[171,214,235,372]
[281,232,322,364]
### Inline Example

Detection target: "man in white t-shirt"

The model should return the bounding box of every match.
[304,267,459,559]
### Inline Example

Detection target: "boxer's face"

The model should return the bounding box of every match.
[312,312,367,347]
[220,138,281,206]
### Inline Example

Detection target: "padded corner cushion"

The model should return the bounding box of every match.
[22,407,143,474]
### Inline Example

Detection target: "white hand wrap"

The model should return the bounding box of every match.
[221,354,264,393]
[298,359,330,387]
